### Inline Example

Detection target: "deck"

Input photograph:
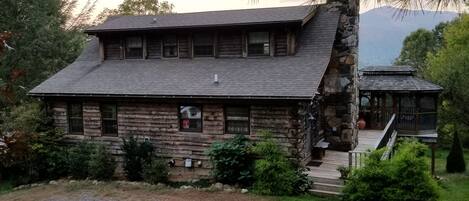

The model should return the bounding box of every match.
[306,129,383,179]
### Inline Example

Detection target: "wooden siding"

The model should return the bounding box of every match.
[217,32,243,58]
[274,31,288,56]
[103,37,121,60]
[50,100,308,181]
[178,35,191,58]
[146,36,162,59]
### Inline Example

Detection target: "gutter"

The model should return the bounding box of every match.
[28,93,313,101]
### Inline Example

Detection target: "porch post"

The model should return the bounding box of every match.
[431,143,436,176]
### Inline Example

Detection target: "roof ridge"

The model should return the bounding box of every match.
[117,5,318,18]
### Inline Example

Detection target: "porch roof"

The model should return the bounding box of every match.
[359,66,443,92]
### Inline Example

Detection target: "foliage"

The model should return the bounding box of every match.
[446,132,466,173]
[208,135,254,186]
[67,142,95,179]
[395,29,438,74]
[426,14,469,148]
[89,145,117,180]
[0,101,67,184]
[0,0,86,105]
[252,131,311,196]
[95,0,174,24]
[122,136,154,181]
[142,157,169,184]
[337,166,350,179]
[343,139,439,201]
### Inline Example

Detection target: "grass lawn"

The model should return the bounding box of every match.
[431,148,469,201]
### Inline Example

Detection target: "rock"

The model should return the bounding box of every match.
[190,179,200,184]
[180,185,194,189]
[223,184,235,192]
[212,182,223,190]
[49,180,58,185]
[156,183,166,188]
[92,180,99,185]
[30,183,40,188]
[241,189,249,194]
[69,180,77,184]
[13,184,30,191]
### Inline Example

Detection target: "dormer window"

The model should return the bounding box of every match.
[163,36,178,58]
[193,33,214,57]
[248,32,270,56]
[125,36,143,59]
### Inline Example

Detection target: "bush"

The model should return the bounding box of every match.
[446,132,466,173]
[142,157,169,184]
[343,139,439,201]
[68,142,95,179]
[252,131,311,196]
[0,102,67,184]
[122,136,154,181]
[208,135,254,186]
[89,145,116,180]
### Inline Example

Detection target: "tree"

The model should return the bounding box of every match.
[446,132,466,173]
[95,0,174,25]
[0,0,86,105]
[395,29,437,74]
[426,14,469,139]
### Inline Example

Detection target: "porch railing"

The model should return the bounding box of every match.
[349,114,397,169]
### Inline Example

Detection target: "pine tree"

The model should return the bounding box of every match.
[446,132,466,173]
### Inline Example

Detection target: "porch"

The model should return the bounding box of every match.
[306,129,383,179]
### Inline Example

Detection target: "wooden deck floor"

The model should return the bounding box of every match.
[306,129,383,179]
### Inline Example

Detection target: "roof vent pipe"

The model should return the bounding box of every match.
[214,74,219,84]
[151,18,157,24]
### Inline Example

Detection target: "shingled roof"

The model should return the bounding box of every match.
[359,66,443,92]
[30,6,340,100]
[85,6,315,33]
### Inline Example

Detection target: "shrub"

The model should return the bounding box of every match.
[68,142,95,179]
[337,166,351,179]
[89,145,116,180]
[208,135,254,186]
[122,136,154,181]
[446,132,466,173]
[343,139,439,201]
[252,131,310,196]
[142,157,169,184]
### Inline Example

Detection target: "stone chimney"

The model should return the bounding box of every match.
[322,0,360,151]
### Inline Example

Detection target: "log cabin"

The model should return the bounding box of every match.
[29,0,360,181]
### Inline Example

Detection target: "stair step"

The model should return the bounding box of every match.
[312,182,344,192]
[311,176,344,185]
[309,189,342,197]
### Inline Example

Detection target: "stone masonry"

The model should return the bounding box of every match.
[322,0,359,151]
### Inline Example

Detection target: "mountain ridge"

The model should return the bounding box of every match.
[359,6,457,67]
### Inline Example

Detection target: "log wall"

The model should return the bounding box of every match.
[49,100,309,181]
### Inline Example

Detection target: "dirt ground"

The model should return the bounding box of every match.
[0,181,271,201]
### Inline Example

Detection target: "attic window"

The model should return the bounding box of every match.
[193,33,214,57]
[163,36,178,58]
[125,36,143,59]
[248,32,270,56]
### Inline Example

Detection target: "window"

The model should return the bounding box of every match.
[68,103,83,134]
[101,104,118,136]
[193,33,214,57]
[163,36,178,57]
[125,36,143,59]
[248,32,270,56]
[225,106,250,134]
[179,105,202,132]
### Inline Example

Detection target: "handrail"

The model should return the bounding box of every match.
[349,114,397,169]
[377,114,396,149]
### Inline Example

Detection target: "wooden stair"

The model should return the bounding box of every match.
[309,175,344,196]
